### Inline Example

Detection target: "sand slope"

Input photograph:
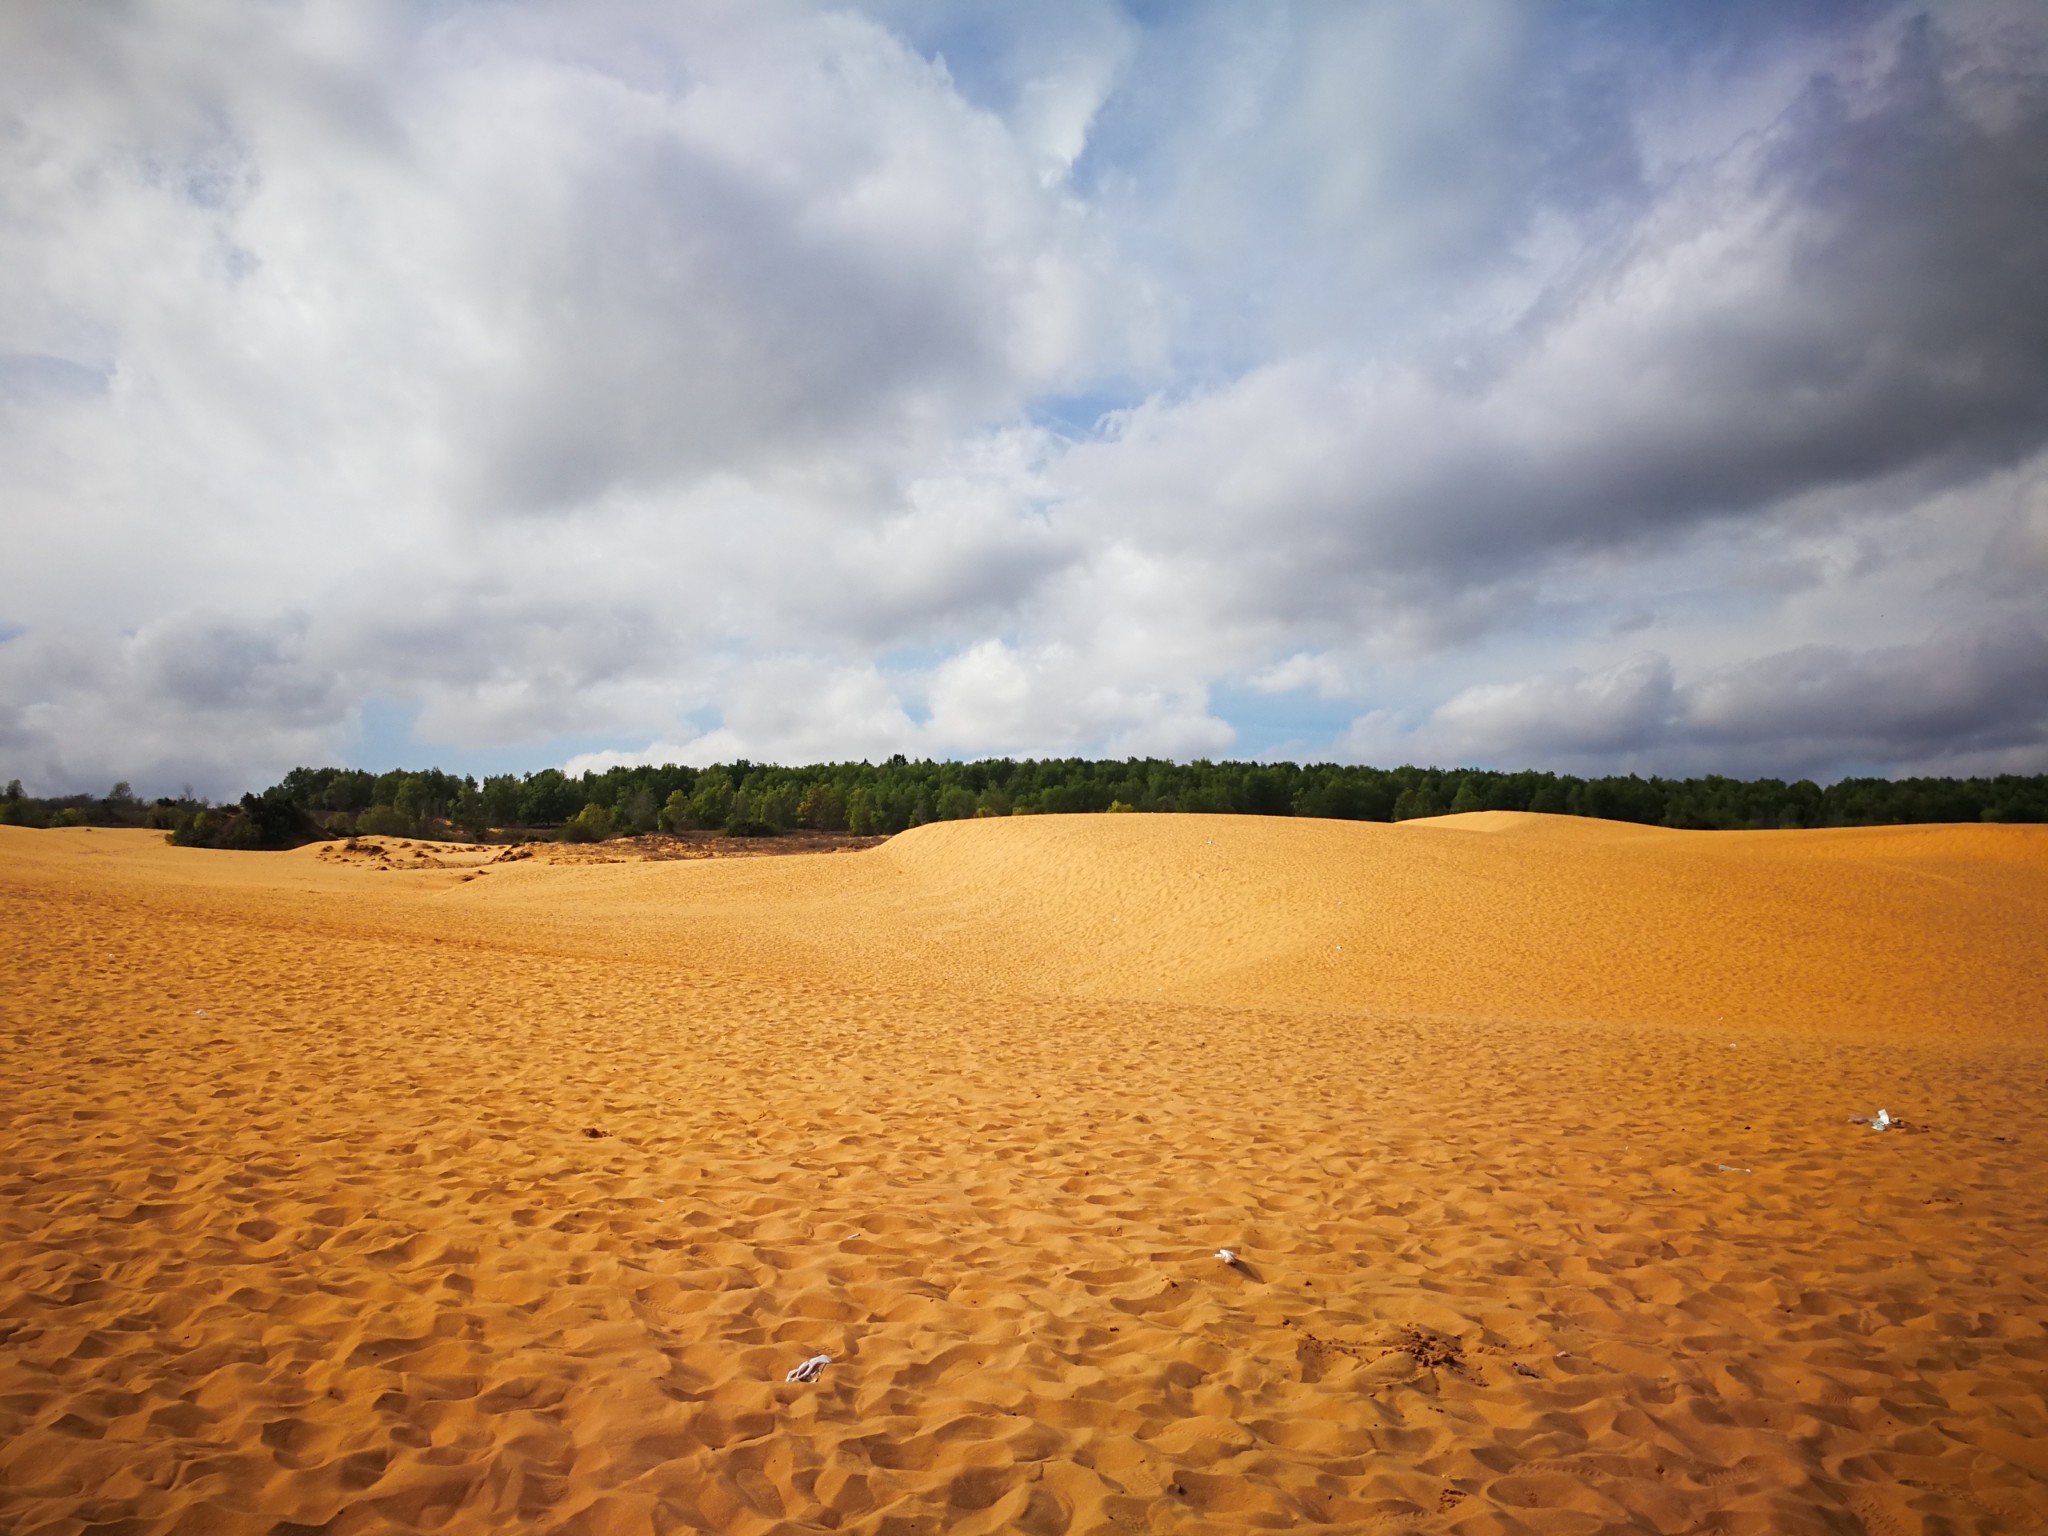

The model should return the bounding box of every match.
[3,816,2046,1535]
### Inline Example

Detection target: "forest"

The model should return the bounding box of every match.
[5,759,2046,850]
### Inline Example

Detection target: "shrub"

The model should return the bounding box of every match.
[724,817,779,838]
[355,804,412,838]
[562,802,616,843]
[166,788,315,851]
[169,808,226,846]
[231,787,317,849]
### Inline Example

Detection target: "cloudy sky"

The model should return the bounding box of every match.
[4,1,2047,796]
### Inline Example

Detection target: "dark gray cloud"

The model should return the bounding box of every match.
[0,614,344,794]
[1686,622,2048,770]
[1351,622,2048,780]
[1073,11,2048,604]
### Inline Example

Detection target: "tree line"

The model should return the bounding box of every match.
[6,759,2044,850]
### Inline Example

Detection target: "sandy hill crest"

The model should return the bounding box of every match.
[7,814,2045,1040]
[853,813,2048,1039]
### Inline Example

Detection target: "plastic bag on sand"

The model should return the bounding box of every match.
[786,1354,830,1384]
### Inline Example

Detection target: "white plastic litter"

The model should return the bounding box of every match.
[1216,1248,1238,1264]
[1717,1164,1752,1174]
[785,1354,831,1384]
[1872,1108,1893,1132]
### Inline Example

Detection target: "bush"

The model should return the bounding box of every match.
[724,817,779,838]
[169,808,226,846]
[231,787,317,849]
[167,788,316,850]
[355,804,412,838]
[561,802,616,843]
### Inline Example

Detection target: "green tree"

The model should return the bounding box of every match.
[617,786,658,835]
[520,769,580,825]
[847,786,879,835]
[479,774,523,825]
[1393,785,1440,821]
[658,789,692,834]
[755,785,800,830]
[393,775,434,823]
[1237,768,1294,817]
[798,781,848,830]
[688,777,734,830]
[451,783,490,840]
[1448,775,1485,814]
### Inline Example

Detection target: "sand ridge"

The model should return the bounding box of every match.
[3,816,2046,1534]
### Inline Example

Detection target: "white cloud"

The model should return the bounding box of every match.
[1438,654,1680,761]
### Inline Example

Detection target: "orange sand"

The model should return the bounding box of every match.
[3,814,2046,1535]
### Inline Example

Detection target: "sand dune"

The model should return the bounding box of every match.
[3,815,2046,1534]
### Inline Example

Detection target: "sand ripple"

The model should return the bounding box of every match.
[3,817,2046,1534]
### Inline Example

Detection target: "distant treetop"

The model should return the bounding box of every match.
[6,758,2037,847]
